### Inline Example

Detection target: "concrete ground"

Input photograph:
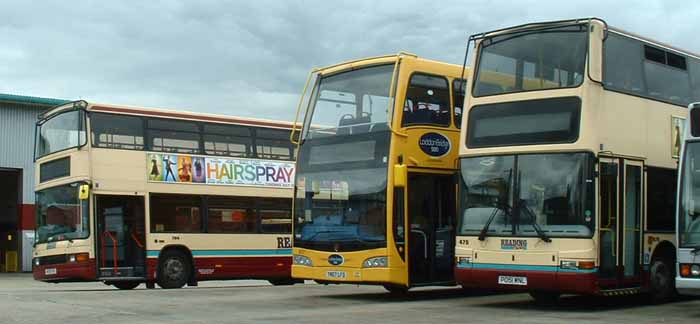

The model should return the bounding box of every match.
[1,273,699,324]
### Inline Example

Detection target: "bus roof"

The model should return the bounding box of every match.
[470,17,700,60]
[313,52,464,77]
[41,100,296,130]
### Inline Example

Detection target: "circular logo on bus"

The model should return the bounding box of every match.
[419,133,451,157]
[328,254,344,266]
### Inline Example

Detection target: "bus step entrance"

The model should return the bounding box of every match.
[99,266,146,278]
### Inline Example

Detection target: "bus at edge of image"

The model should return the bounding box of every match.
[677,101,700,295]
[456,18,700,302]
[32,101,297,289]
[291,53,468,292]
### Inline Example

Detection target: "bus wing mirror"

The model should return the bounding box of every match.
[78,184,90,200]
[394,164,407,188]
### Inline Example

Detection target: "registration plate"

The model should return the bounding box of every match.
[44,268,57,275]
[326,271,347,279]
[498,275,527,286]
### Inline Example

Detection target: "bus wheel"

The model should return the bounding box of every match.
[157,250,191,289]
[268,278,297,286]
[529,291,561,305]
[112,281,141,290]
[649,258,676,303]
[383,284,409,295]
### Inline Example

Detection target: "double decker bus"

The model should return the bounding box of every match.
[456,18,700,303]
[677,102,700,295]
[291,53,468,292]
[32,101,297,289]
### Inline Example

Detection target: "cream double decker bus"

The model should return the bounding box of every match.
[456,18,700,302]
[33,101,297,289]
[291,53,467,292]
[677,102,700,295]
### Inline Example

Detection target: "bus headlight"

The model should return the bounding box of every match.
[68,253,89,263]
[34,258,40,266]
[560,260,577,270]
[362,256,387,268]
[692,265,700,276]
[293,255,313,266]
[457,256,472,265]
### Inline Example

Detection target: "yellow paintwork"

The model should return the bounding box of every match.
[33,103,294,263]
[456,19,687,278]
[292,54,467,287]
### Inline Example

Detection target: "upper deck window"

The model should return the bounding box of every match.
[473,24,587,97]
[203,123,252,158]
[254,128,295,160]
[147,118,201,154]
[304,64,393,139]
[91,112,145,150]
[402,73,451,127]
[604,32,700,106]
[35,109,87,159]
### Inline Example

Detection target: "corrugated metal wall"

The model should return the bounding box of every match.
[0,103,46,204]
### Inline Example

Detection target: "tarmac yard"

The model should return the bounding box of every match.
[1,274,699,324]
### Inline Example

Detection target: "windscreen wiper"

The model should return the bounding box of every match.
[691,245,700,255]
[304,230,345,241]
[518,199,552,243]
[479,168,514,241]
[478,202,512,241]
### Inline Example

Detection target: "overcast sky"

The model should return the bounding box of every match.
[1,1,698,121]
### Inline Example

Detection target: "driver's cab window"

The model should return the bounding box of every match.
[402,74,451,127]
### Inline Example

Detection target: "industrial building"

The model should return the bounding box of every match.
[0,93,69,272]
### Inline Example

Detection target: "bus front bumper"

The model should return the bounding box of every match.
[33,260,96,283]
[292,265,401,285]
[676,277,700,296]
[455,264,598,295]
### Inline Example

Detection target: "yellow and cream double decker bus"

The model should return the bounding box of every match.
[291,53,467,292]
[33,101,297,289]
[456,18,700,302]
[677,102,700,295]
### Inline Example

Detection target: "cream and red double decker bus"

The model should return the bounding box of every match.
[677,102,700,295]
[456,18,700,303]
[33,101,297,289]
[291,53,467,292]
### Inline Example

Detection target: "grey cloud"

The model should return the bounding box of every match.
[1,0,699,121]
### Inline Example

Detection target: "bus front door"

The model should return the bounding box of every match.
[96,195,146,279]
[407,172,456,286]
[599,158,643,288]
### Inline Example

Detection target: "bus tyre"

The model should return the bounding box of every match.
[268,278,297,286]
[112,281,141,290]
[649,258,676,303]
[529,291,561,305]
[383,284,409,295]
[157,250,191,289]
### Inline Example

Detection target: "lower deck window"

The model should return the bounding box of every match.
[149,194,291,234]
